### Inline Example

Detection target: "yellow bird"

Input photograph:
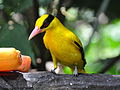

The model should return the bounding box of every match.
[29,14,86,75]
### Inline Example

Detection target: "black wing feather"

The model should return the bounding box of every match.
[74,41,86,67]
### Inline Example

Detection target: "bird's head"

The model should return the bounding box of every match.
[29,14,57,40]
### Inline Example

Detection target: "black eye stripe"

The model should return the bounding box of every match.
[40,14,54,29]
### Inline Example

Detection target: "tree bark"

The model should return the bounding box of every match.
[0,72,120,90]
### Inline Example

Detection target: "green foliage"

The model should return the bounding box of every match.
[38,0,52,7]
[0,23,36,65]
[85,19,120,74]
[63,66,72,74]
[3,0,33,13]
[0,0,36,66]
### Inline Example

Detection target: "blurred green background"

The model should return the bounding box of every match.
[0,0,120,74]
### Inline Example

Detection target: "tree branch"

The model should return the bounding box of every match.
[32,0,39,20]
[85,0,111,52]
[98,55,120,73]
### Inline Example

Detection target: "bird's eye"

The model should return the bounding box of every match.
[40,23,49,29]
[44,23,49,27]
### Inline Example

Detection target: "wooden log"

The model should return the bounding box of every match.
[0,71,120,90]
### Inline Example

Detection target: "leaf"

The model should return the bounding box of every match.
[0,23,36,66]
[3,0,33,13]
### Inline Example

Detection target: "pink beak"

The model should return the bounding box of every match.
[28,26,42,40]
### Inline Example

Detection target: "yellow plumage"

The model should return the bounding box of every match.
[29,14,86,75]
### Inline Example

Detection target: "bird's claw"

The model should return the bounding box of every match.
[74,73,78,76]
[73,66,78,76]
[51,68,57,74]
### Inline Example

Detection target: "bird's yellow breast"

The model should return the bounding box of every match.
[43,25,84,68]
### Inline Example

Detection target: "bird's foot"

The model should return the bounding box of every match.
[74,73,78,76]
[73,66,78,76]
[51,68,57,74]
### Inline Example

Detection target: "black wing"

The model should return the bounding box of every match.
[74,41,86,67]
